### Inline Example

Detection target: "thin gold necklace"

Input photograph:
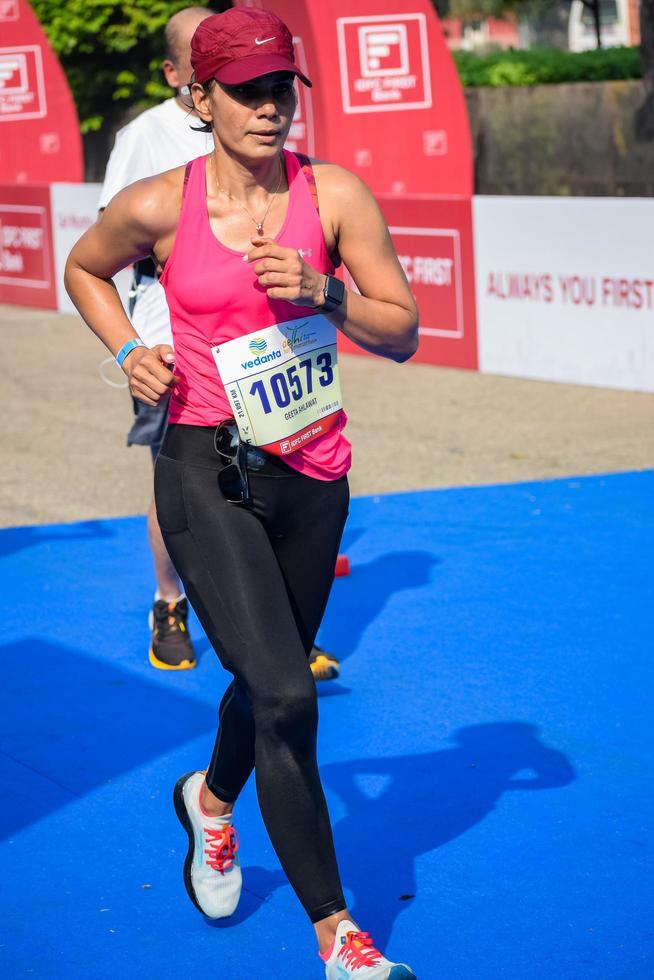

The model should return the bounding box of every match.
[213,157,284,237]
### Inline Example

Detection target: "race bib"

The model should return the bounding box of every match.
[211,315,343,456]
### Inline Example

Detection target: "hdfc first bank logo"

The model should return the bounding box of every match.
[336,14,432,114]
[0,45,47,121]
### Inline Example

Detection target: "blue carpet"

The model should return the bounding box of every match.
[1,472,652,979]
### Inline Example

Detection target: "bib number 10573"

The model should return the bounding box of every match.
[249,351,334,415]
[211,314,343,457]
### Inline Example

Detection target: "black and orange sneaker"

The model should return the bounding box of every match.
[149,597,196,670]
[309,644,340,682]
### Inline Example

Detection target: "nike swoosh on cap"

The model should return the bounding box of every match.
[254,36,276,45]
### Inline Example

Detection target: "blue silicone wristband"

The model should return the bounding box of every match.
[115,338,146,368]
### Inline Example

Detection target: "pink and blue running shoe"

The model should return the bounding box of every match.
[173,771,242,918]
[321,919,416,979]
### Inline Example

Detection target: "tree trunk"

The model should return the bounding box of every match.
[636,0,654,140]
[593,0,602,47]
[580,0,603,48]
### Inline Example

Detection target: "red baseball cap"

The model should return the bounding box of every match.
[191,8,312,88]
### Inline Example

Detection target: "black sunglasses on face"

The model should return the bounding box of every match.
[214,420,251,505]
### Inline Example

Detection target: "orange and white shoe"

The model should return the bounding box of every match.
[321,919,416,979]
[173,771,241,918]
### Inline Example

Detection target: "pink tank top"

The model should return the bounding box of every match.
[160,150,351,482]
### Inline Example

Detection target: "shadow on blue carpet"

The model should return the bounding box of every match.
[1,471,652,979]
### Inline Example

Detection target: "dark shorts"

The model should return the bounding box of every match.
[126,397,169,462]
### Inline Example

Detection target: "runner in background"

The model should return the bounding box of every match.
[99,6,215,671]
[99,4,341,679]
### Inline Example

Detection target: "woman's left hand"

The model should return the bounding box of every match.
[247,237,326,308]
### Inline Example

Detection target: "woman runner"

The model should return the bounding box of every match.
[65,8,419,978]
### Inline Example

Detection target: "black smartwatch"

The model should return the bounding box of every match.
[320,274,345,312]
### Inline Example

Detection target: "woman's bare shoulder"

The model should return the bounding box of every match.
[310,159,373,202]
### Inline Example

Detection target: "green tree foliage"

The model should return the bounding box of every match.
[31,0,220,132]
[454,45,642,85]
[444,0,553,16]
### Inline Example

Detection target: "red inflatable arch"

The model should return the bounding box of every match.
[236,0,477,368]
[0,0,83,183]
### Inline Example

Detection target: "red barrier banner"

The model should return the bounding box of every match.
[339,196,478,369]
[0,0,83,182]
[0,182,56,308]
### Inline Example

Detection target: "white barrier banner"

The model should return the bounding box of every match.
[473,197,654,392]
[51,182,130,314]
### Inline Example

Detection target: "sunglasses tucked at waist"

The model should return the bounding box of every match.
[160,423,297,476]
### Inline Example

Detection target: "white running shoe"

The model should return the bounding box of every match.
[322,919,416,979]
[173,771,242,918]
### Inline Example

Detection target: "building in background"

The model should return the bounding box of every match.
[440,0,641,52]
[568,0,640,51]
[441,14,519,50]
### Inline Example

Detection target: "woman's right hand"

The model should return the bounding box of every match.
[124,344,179,406]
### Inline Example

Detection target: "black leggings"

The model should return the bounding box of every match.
[154,424,349,923]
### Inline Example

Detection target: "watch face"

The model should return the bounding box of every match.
[325,275,345,306]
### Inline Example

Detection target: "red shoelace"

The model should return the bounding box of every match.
[339,931,382,969]
[204,824,238,874]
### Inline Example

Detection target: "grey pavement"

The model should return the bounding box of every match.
[2,304,653,527]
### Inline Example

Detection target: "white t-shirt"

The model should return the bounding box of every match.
[100,98,213,346]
